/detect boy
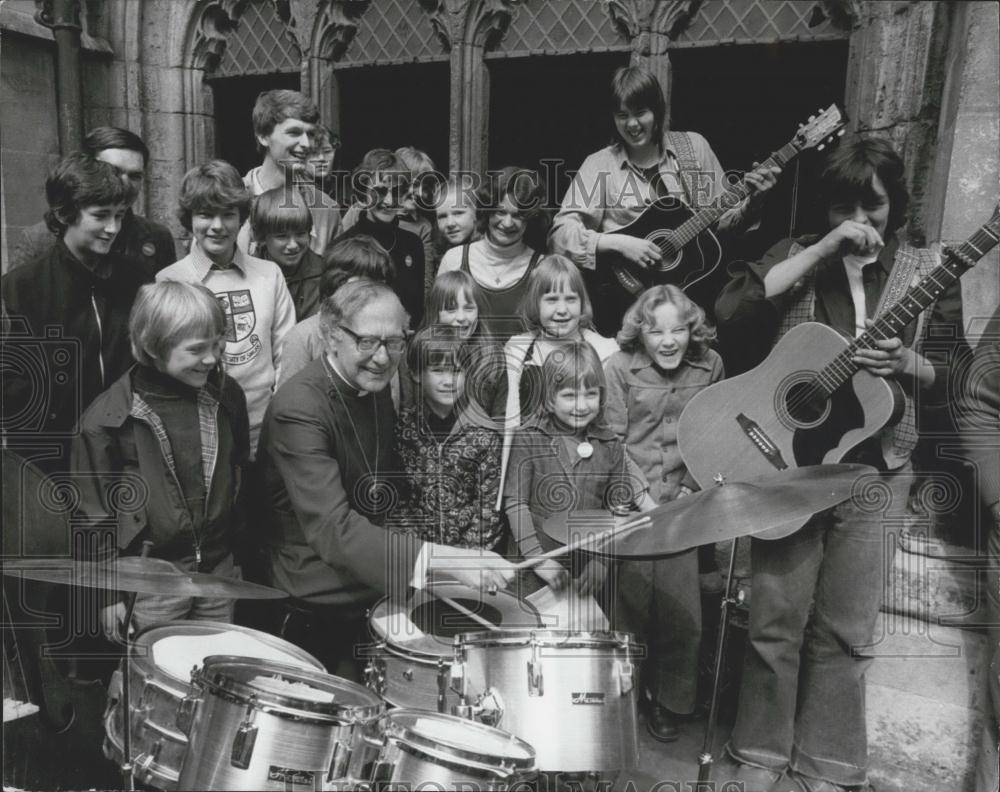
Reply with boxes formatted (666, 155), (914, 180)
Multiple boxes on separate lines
(11, 126), (176, 275)
(392, 326), (505, 549)
(250, 186), (326, 320)
(715, 136), (965, 792)
(339, 148), (426, 326)
(305, 124), (340, 200)
(239, 89), (340, 257)
(2, 153), (150, 469)
(73, 281), (249, 632)
(157, 160), (295, 458)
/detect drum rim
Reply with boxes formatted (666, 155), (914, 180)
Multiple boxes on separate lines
(130, 620), (323, 682)
(196, 655), (384, 722)
(455, 628), (634, 649)
(379, 708), (536, 770)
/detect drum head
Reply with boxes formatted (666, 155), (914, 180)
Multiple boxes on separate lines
(456, 628), (635, 651)
(197, 656), (384, 723)
(382, 709), (535, 770)
(136, 620), (322, 682)
(369, 583), (542, 659)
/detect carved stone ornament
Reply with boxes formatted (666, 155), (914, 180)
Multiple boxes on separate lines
(189, 0), (249, 71)
(603, 0), (701, 40)
(808, 0), (863, 31)
(314, 0), (370, 60)
(419, 0), (521, 51)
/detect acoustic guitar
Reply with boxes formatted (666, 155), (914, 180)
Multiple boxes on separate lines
(597, 105), (846, 299)
(677, 204), (1000, 499)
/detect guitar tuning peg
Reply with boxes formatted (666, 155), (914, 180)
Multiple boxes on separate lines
(837, 129), (845, 137)
(808, 115), (815, 122)
(818, 144), (825, 151)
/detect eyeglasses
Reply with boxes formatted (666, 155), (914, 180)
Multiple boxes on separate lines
(338, 324), (407, 355)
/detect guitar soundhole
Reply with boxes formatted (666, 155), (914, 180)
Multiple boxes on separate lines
(647, 231), (680, 272)
(777, 377), (830, 429)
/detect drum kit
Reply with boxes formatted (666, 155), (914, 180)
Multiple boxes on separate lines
(2, 463), (874, 790)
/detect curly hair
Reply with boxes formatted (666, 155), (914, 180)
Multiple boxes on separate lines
(616, 284), (716, 361)
(475, 166), (549, 251)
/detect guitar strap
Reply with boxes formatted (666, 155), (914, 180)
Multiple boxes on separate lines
(775, 240), (939, 467)
(664, 131), (700, 205)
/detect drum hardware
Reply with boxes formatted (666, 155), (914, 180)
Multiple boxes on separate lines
(230, 695), (259, 769)
(527, 637), (543, 696)
(364, 655), (387, 698)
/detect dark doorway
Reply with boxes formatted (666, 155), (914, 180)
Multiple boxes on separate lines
(210, 73), (301, 176)
(488, 51), (631, 201)
(670, 40), (850, 257)
(336, 62), (450, 181)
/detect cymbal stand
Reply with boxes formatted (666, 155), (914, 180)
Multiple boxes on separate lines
(119, 541), (152, 792)
(697, 531), (745, 785)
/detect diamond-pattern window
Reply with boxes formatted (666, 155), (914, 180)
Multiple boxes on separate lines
(214, 1), (300, 78)
(339, 0), (447, 67)
(674, 0), (848, 47)
(491, 0), (627, 58)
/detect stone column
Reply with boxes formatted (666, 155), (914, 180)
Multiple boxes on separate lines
(423, 0), (520, 174)
(307, 1), (367, 139)
(603, 0), (701, 127)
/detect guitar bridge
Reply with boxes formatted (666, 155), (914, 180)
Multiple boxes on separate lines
(736, 413), (788, 470)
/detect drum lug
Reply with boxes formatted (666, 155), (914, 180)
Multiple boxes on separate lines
(527, 639), (544, 696)
(402, 667), (414, 681)
(436, 659), (448, 713)
(326, 739), (352, 782)
(229, 696), (259, 770)
(371, 759), (395, 785)
(133, 739), (160, 780)
(364, 656), (386, 697)
(449, 658), (466, 698)
(475, 687), (505, 728)
(175, 692), (200, 736)
(616, 659), (635, 696)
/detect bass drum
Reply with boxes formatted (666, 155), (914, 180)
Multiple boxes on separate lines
(103, 621), (322, 790)
(365, 582), (540, 712)
(177, 657), (384, 790)
(452, 629), (639, 773)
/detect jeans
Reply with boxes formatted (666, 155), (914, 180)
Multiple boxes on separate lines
(131, 553), (239, 632)
(728, 464), (912, 787)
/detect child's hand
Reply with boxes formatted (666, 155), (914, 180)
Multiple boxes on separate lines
(534, 559), (569, 591)
(575, 558), (608, 596)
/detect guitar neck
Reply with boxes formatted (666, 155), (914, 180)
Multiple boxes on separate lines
(817, 225), (1000, 395)
(671, 141), (800, 247)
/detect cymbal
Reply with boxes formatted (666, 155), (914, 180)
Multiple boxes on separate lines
(2, 556), (288, 600)
(540, 463), (877, 559)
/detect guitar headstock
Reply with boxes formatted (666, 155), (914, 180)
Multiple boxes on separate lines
(793, 105), (846, 153)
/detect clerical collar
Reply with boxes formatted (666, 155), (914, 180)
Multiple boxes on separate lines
(324, 353), (369, 397)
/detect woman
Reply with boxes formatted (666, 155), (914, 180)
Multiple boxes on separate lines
(549, 65), (779, 334)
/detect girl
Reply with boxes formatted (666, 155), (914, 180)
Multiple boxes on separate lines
(433, 173), (479, 254)
(419, 270), (506, 419)
(604, 284), (724, 743)
(503, 342), (655, 596)
(437, 166), (548, 341)
(393, 326), (505, 550)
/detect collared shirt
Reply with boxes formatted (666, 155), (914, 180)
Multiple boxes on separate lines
(604, 347), (725, 504)
(549, 131), (747, 270)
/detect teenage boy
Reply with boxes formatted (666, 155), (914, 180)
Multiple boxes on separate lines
(73, 281), (249, 633)
(340, 148), (426, 326)
(157, 160), (295, 458)
(238, 90), (340, 258)
(2, 153), (151, 469)
(250, 186), (326, 320)
(12, 127), (176, 275)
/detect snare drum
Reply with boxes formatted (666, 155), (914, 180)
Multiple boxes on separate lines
(350, 708), (536, 789)
(451, 630), (638, 772)
(366, 583), (540, 712)
(177, 657), (383, 790)
(103, 621), (321, 790)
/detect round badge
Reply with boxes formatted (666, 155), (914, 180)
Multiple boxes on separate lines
(577, 441), (594, 459)
(141, 242), (156, 258)
(404, 255), (413, 268)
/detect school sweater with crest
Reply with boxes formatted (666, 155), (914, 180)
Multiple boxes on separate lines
(157, 245), (296, 456)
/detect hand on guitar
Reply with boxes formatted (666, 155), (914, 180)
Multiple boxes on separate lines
(814, 219), (885, 259)
(600, 233), (662, 269)
(745, 161), (782, 200)
(852, 319), (934, 388)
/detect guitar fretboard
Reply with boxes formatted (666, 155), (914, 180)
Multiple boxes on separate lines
(812, 220), (1000, 397)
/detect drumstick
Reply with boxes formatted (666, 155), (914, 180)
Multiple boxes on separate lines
(513, 514), (653, 571)
(432, 593), (501, 632)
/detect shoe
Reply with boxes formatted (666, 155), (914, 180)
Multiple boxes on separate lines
(645, 704), (680, 742)
(780, 770), (875, 792)
(715, 761), (785, 792)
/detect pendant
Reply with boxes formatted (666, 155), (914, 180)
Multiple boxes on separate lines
(577, 441), (594, 459)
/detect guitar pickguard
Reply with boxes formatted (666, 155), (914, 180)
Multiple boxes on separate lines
(790, 380), (867, 466)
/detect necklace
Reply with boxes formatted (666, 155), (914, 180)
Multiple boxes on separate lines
(325, 357), (382, 506)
